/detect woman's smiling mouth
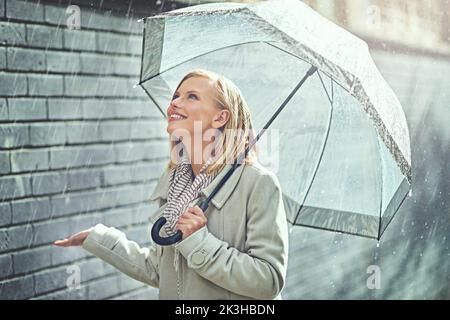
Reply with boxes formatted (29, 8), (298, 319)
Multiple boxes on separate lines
(168, 112), (187, 122)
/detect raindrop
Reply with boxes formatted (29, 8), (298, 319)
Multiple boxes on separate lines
(133, 84), (138, 89)
(376, 242), (380, 248)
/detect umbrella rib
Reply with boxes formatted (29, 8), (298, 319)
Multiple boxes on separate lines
(292, 79), (334, 226)
(139, 40), (270, 85)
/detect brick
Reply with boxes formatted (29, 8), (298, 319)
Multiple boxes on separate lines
(66, 122), (100, 144)
(10, 148), (49, 172)
(43, 4), (68, 27)
(28, 73), (64, 96)
(0, 151), (10, 174)
(126, 225), (150, 243)
(12, 245), (52, 274)
(48, 98), (82, 119)
(26, 24), (63, 49)
(92, 206), (147, 228)
(0, 72), (27, 96)
(114, 142), (146, 163)
(0, 202), (12, 227)
(80, 53), (140, 75)
(64, 75), (100, 96)
(0, 21), (26, 45)
(0, 174), (33, 199)
(0, 254), (13, 278)
(141, 142), (169, 161)
(0, 46), (5, 69)
(129, 120), (167, 139)
(69, 213), (104, 236)
(114, 141), (170, 163)
(103, 162), (163, 186)
(99, 120), (130, 141)
(112, 100), (156, 119)
(30, 123), (66, 146)
(34, 265), (72, 295)
(33, 218), (72, 245)
(64, 75), (144, 97)
(6, 47), (46, 71)
(31, 171), (69, 195)
(87, 274), (121, 300)
(50, 145), (115, 169)
(115, 184), (152, 207)
(51, 243), (88, 266)
(82, 99), (123, 119)
(131, 162), (165, 181)
(0, 275), (34, 299)
(128, 36), (143, 56)
(0, 224), (33, 252)
(33, 260), (104, 295)
(102, 165), (132, 186)
(68, 168), (102, 191)
(113, 286), (158, 300)
(45, 50), (80, 74)
(0, 124), (29, 148)
(118, 273), (144, 293)
(50, 188), (117, 218)
(82, 9), (141, 34)
(7, 0), (45, 22)
(7, 98), (47, 121)
(11, 197), (51, 223)
(33, 285), (88, 300)
(0, 98), (7, 120)
(64, 29), (96, 51)
(96, 32), (131, 55)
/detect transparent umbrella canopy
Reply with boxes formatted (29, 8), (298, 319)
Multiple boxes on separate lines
(138, 0), (412, 240)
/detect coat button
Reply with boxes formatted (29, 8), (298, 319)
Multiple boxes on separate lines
(191, 251), (205, 265)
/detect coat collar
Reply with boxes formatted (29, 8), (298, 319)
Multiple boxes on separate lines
(149, 163), (246, 210)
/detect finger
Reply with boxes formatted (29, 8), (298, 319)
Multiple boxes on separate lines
(53, 239), (71, 247)
(188, 206), (204, 216)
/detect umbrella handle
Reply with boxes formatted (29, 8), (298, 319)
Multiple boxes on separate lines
(151, 199), (210, 246)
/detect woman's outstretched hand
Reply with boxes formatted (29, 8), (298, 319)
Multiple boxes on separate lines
(53, 227), (94, 247)
(176, 205), (207, 240)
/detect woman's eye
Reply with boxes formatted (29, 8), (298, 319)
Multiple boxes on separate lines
(188, 94), (198, 100)
(171, 94), (179, 100)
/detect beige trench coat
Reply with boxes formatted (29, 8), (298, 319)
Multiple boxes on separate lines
(82, 161), (289, 300)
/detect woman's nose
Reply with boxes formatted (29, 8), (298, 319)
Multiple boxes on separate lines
(170, 96), (182, 108)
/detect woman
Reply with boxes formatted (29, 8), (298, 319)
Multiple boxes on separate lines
(54, 69), (289, 300)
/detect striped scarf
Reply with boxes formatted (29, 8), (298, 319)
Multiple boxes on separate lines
(163, 152), (216, 237)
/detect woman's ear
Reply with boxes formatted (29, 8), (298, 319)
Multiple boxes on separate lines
(212, 109), (230, 129)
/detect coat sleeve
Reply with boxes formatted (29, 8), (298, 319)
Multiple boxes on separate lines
(174, 172), (289, 300)
(81, 223), (160, 288)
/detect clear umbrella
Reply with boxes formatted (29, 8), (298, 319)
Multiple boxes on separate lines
(138, 0), (412, 241)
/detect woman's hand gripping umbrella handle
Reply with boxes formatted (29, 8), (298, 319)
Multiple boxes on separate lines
(151, 199), (209, 246)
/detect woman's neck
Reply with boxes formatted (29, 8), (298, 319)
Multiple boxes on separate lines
(183, 141), (214, 177)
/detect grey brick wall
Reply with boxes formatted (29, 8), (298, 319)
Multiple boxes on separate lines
(0, 0), (178, 300)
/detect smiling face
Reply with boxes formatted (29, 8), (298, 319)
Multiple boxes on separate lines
(166, 76), (229, 139)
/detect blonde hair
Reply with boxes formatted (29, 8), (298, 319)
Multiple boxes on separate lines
(167, 69), (257, 175)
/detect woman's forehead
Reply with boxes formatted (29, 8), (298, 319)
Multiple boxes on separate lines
(179, 76), (216, 93)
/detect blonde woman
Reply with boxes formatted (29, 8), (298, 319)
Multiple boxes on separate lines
(54, 69), (289, 300)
